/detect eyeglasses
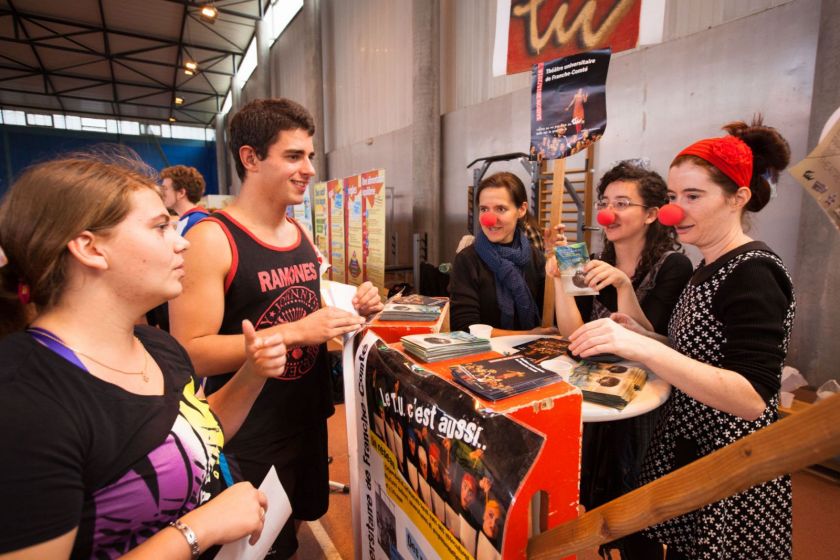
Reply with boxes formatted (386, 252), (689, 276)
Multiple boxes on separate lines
(596, 199), (648, 211)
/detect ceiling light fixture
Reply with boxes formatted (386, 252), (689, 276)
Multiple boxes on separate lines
(174, 96), (184, 105)
(169, 117), (177, 123)
(200, 4), (219, 23)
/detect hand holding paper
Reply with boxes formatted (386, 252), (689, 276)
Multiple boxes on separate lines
(215, 467), (292, 560)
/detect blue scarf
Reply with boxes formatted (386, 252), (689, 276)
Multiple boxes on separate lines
(473, 227), (541, 330)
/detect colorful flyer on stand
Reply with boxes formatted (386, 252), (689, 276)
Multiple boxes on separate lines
(345, 175), (364, 286)
(294, 185), (314, 238)
(328, 179), (346, 282)
(361, 169), (386, 290)
(312, 181), (330, 267)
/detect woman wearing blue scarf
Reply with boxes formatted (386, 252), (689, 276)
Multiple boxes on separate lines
(449, 172), (551, 335)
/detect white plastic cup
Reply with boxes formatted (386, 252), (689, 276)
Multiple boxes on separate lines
(468, 323), (493, 339)
(550, 360), (574, 378)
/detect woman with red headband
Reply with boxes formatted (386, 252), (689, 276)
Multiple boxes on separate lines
(568, 117), (794, 559)
(449, 172), (554, 335)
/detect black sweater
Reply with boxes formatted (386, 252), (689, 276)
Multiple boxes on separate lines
(448, 245), (546, 332)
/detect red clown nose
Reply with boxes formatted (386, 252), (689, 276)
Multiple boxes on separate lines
(479, 213), (497, 227)
(596, 209), (616, 226)
(658, 203), (685, 226)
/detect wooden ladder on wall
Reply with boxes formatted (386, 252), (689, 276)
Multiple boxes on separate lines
(538, 146), (596, 327)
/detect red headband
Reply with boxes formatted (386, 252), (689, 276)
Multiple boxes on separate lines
(675, 136), (753, 188)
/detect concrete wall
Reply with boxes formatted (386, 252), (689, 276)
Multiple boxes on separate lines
(256, 0), (834, 383)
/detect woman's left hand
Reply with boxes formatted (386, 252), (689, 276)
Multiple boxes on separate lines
(583, 260), (631, 292)
(567, 317), (648, 362)
(353, 281), (384, 317)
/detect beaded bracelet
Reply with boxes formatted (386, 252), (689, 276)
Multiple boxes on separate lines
(170, 519), (200, 559)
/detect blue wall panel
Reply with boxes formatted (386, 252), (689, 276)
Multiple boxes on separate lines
(0, 125), (217, 197)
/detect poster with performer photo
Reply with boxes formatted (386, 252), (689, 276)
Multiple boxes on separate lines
(531, 49), (610, 160)
(349, 333), (545, 560)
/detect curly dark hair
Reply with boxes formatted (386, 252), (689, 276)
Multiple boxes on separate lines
(596, 162), (682, 285)
(160, 165), (205, 203)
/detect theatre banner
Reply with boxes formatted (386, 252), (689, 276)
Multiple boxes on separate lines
(494, 0), (641, 76)
(312, 181), (330, 262)
(360, 169), (386, 289)
(531, 49), (610, 160)
(328, 179), (346, 282)
(346, 333), (545, 560)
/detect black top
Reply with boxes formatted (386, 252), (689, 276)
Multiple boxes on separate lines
(640, 241), (795, 557)
(205, 211), (334, 456)
(575, 252), (693, 335)
(688, 241), (794, 402)
(448, 244), (546, 332)
(0, 326), (223, 557)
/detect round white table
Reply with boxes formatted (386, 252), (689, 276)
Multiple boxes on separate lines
(490, 335), (671, 423)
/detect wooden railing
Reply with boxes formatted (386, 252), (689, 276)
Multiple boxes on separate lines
(527, 392), (840, 559)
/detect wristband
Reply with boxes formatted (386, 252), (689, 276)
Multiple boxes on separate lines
(170, 519), (200, 559)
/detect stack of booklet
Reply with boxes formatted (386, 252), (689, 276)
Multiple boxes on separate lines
(379, 294), (448, 322)
(567, 362), (647, 409)
(401, 331), (490, 362)
(450, 355), (563, 401)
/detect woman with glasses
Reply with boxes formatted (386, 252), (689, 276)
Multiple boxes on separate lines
(546, 162), (692, 558)
(548, 161), (692, 338)
(569, 118), (794, 559)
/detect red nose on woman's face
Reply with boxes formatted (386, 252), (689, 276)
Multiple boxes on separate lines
(658, 203), (685, 226)
(480, 213), (497, 227)
(596, 208), (616, 226)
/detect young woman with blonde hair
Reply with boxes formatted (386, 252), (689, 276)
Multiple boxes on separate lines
(0, 153), (287, 559)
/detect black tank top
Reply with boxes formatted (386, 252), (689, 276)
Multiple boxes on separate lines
(205, 211), (333, 450)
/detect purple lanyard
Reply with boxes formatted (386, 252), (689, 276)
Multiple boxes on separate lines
(27, 326), (90, 372)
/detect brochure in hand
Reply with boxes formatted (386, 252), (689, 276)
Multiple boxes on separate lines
(401, 331), (491, 362)
(450, 355), (564, 401)
(512, 337), (571, 364)
(379, 295), (448, 322)
(567, 361), (647, 409)
(554, 242), (598, 296)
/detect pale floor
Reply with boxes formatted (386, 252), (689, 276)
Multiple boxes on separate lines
(294, 405), (840, 559)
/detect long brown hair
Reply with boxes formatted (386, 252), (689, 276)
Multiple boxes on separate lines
(0, 151), (158, 336)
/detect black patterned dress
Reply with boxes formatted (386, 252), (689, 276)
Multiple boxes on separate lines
(639, 242), (795, 559)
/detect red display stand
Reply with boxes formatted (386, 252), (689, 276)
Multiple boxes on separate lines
(343, 326), (581, 560)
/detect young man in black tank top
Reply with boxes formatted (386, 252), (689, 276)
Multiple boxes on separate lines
(170, 98), (383, 558)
